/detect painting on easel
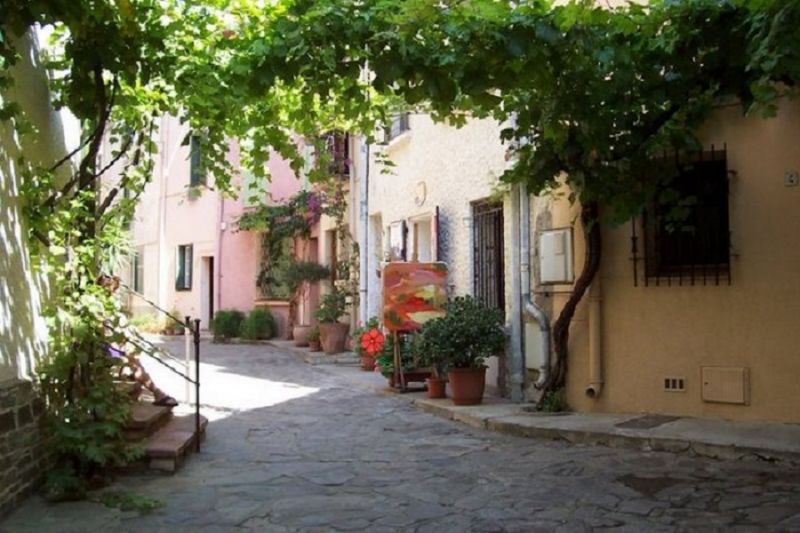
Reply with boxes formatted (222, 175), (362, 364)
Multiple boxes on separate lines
(382, 262), (448, 332)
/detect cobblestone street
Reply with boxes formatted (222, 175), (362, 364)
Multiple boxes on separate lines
(3, 341), (800, 532)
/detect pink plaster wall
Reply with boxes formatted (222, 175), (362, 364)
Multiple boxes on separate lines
(218, 144), (303, 313)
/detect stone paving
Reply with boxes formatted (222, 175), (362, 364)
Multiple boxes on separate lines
(3, 341), (800, 532)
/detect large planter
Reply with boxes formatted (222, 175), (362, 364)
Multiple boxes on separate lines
(447, 367), (486, 405)
(319, 323), (349, 354)
(293, 325), (311, 347)
(360, 355), (376, 371)
(425, 377), (447, 399)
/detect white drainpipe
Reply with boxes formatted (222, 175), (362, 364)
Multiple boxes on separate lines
(509, 184), (524, 402)
(358, 135), (370, 324)
(520, 183), (551, 390)
(586, 280), (603, 398)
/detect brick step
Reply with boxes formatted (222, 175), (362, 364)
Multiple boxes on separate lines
(144, 414), (208, 473)
(125, 402), (174, 440)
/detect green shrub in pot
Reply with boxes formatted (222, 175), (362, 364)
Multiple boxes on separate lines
(419, 295), (505, 405)
(240, 308), (276, 340)
(419, 295), (505, 368)
(212, 309), (245, 341)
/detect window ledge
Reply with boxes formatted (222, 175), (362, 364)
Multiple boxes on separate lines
(385, 131), (412, 153)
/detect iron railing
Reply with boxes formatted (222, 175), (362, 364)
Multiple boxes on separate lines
(630, 146), (732, 287)
(120, 283), (202, 452)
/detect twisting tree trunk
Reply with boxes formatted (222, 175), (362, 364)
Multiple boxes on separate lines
(540, 201), (602, 398)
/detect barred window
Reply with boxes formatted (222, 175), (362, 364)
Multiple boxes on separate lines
(636, 148), (731, 286)
(472, 201), (505, 314)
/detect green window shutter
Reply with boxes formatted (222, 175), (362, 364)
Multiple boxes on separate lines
(190, 136), (204, 186)
(185, 245), (193, 289)
(132, 250), (144, 293)
(176, 245), (193, 290)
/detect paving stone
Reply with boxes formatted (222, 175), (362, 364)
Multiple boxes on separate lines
(2, 339), (800, 531)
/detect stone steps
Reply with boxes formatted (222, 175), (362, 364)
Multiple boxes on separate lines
(125, 403), (173, 440)
(124, 401), (207, 474)
(143, 413), (208, 473)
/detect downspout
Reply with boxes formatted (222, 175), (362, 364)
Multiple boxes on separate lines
(520, 183), (551, 390)
(508, 184), (524, 402)
(358, 135), (369, 324)
(217, 192), (224, 317)
(585, 279), (603, 398)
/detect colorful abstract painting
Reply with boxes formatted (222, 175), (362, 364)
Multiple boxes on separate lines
(382, 262), (448, 332)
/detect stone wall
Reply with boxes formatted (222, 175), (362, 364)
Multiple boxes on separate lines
(0, 380), (46, 517)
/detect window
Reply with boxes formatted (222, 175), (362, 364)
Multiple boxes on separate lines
(385, 113), (410, 142)
(638, 149), (730, 286)
(242, 170), (267, 207)
(472, 201), (505, 314)
(131, 249), (144, 293)
(176, 244), (193, 290)
(323, 132), (350, 178)
(189, 135), (205, 186)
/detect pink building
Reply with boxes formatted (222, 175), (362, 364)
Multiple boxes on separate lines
(119, 116), (303, 332)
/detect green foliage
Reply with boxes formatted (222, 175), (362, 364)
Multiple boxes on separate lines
(212, 310), (245, 341)
(97, 491), (163, 515)
(129, 313), (165, 334)
(38, 339), (143, 500)
(279, 261), (331, 299)
(540, 388), (569, 413)
(308, 325), (321, 343)
(314, 289), (348, 324)
(375, 332), (419, 377)
(239, 309), (276, 340)
(418, 296), (505, 369)
(167, 309), (185, 335)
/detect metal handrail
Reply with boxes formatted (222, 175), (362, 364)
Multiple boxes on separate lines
(118, 283), (202, 453)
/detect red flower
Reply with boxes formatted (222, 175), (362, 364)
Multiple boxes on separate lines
(360, 328), (385, 356)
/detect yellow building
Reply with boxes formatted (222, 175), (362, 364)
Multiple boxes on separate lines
(533, 98), (800, 423)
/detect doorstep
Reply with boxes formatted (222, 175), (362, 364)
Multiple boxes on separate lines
(412, 396), (800, 465)
(267, 340), (360, 366)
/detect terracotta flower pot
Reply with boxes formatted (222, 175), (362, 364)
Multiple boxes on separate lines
(425, 377), (447, 399)
(293, 325), (311, 347)
(319, 323), (349, 354)
(308, 340), (322, 352)
(447, 367), (486, 405)
(360, 355), (376, 371)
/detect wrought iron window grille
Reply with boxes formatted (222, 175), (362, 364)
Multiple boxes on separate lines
(630, 145), (733, 287)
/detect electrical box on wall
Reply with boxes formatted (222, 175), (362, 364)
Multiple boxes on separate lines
(701, 366), (750, 405)
(539, 228), (574, 284)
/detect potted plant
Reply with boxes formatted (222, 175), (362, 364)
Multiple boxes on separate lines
(314, 289), (349, 354)
(419, 296), (505, 405)
(353, 317), (383, 371)
(417, 334), (448, 399)
(277, 259), (330, 346)
(376, 332), (431, 387)
(308, 326), (322, 352)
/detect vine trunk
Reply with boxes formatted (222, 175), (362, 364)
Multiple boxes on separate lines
(539, 202), (602, 403)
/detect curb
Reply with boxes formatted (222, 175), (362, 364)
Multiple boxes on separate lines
(411, 399), (800, 466)
(266, 340), (360, 367)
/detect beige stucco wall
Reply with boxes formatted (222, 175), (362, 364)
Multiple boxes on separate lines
(0, 30), (70, 381)
(553, 98), (800, 422)
(359, 115), (510, 390)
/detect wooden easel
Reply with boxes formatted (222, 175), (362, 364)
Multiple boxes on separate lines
(393, 330), (406, 391)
